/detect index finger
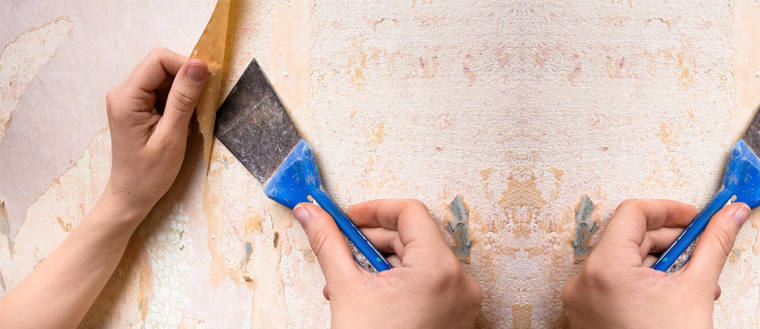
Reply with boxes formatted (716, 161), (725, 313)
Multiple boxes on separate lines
(600, 199), (697, 250)
(124, 47), (187, 93)
(347, 199), (445, 247)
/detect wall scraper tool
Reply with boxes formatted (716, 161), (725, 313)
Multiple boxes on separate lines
(653, 112), (760, 273)
(214, 58), (392, 273)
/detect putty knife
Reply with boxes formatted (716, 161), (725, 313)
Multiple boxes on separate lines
(214, 58), (392, 273)
(653, 112), (760, 273)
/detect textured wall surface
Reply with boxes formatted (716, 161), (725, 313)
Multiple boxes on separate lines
(2, 0), (760, 328)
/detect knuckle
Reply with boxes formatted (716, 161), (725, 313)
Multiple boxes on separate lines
(434, 261), (462, 285)
(149, 46), (167, 57)
(105, 89), (126, 121)
(711, 225), (736, 258)
(308, 224), (331, 257)
(469, 279), (483, 306)
(616, 199), (641, 211)
(581, 257), (611, 288)
(105, 87), (117, 105)
(105, 95), (116, 117)
(442, 263), (460, 279)
(158, 132), (182, 151)
(561, 280), (576, 306)
(402, 199), (428, 212)
(170, 87), (198, 111)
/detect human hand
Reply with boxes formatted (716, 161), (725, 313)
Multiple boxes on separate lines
(104, 47), (207, 215)
(562, 199), (751, 329)
(293, 199), (482, 329)
(0, 47), (208, 329)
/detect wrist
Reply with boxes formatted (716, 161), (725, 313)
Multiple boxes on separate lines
(99, 183), (154, 228)
(67, 189), (152, 252)
(103, 176), (159, 212)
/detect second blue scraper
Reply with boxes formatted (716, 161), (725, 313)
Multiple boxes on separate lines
(653, 112), (760, 273)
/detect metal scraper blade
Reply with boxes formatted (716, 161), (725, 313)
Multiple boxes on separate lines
(214, 59), (302, 185)
(742, 111), (760, 156)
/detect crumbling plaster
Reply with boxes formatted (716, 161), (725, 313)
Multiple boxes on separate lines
(2, 0), (760, 328)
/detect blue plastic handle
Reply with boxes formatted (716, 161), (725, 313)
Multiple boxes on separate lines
(651, 187), (734, 271)
(263, 139), (392, 272)
(653, 139), (760, 272)
(310, 186), (392, 271)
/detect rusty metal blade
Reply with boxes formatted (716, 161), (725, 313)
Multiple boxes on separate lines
(214, 59), (302, 185)
(742, 108), (760, 156)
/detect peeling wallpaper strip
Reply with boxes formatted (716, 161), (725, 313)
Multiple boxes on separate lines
(191, 0), (231, 170)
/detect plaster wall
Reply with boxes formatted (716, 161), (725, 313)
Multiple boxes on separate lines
(2, 0), (760, 328)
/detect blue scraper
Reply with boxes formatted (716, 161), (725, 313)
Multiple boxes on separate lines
(214, 58), (391, 273)
(653, 113), (760, 273)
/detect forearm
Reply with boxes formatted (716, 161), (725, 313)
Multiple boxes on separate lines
(0, 192), (150, 328)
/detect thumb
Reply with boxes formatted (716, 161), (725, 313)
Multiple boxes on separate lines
(294, 203), (362, 284)
(685, 202), (750, 283)
(161, 59), (207, 135)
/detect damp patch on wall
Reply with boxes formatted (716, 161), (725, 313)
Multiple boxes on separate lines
(571, 195), (597, 263)
(447, 195), (473, 263)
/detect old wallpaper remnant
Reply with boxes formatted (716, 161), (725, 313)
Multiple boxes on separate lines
(190, 0), (231, 170)
(571, 196), (597, 263)
(1, 128), (112, 299)
(0, 18), (74, 142)
(2, 0), (760, 328)
(447, 195), (473, 263)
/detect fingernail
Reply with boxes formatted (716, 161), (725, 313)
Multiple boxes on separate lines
(294, 205), (310, 227)
(734, 204), (751, 226)
(186, 64), (207, 83)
